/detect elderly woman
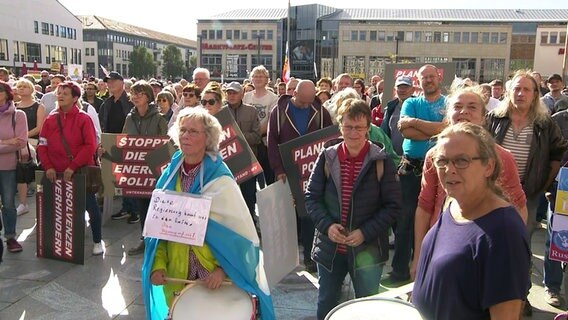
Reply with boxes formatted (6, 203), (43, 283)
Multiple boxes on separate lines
(15, 78), (46, 216)
(124, 81), (168, 255)
(156, 90), (175, 123)
(142, 107), (274, 320)
(0, 81), (28, 253)
(200, 82), (224, 115)
(305, 98), (401, 320)
(413, 122), (530, 319)
(37, 82), (102, 255)
(411, 86), (528, 279)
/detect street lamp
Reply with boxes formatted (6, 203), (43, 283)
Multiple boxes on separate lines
(394, 36), (399, 63)
(197, 35), (202, 68)
(256, 35), (261, 67)
(331, 35), (337, 78)
(13, 53), (17, 76)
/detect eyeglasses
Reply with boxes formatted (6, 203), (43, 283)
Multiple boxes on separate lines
(179, 128), (205, 137)
(131, 92), (146, 97)
(433, 155), (483, 169)
(340, 125), (368, 133)
(201, 99), (217, 106)
(157, 98), (168, 103)
(183, 92), (195, 98)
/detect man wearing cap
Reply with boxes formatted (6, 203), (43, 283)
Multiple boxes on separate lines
(39, 74), (66, 114)
(98, 72), (138, 221)
(381, 76), (415, 157)
(224, 81), (261, 224)
(542, 74), (568, 114)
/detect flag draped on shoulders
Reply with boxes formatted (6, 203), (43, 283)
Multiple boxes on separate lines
(142, 150), (275, 320)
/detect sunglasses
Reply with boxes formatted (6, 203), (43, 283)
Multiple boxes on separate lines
(183, 92), (195, 98)
(201, 99), (217, 106)
(157, 98), (168, 103)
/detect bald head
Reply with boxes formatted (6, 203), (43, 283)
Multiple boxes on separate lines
(293, 80), (316, 108)
(418, 64), (442, 97)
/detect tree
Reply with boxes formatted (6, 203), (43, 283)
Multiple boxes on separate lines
(129, 46), (156, 79)
(162, 45), (185, 81)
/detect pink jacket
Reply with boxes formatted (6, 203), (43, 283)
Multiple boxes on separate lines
(0, 103), (28, 170)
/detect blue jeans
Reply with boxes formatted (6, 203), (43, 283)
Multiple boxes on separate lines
(544, 187), (563, 293)
(317, 253), (384, 320)
(122, 197), (139, 214)
(86, 192), (102, 243)
(391, 172), (420, 279)
(0, 170), (17, 239)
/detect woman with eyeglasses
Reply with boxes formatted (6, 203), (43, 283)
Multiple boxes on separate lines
(411, 87), (528, 281)
(156, 91), (175, 123)
(169, 84), (202, 128)
(200, 82), (224, 116)
(412, 122), (530, 320)
(124, 81), (168, 256)
(305, 98), (401, 320)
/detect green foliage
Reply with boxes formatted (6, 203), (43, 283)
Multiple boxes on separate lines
(129, 46), (156, 79)
(162, 45), (185, 80)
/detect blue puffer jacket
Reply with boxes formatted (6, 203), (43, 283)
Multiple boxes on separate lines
(305, 139), (402, 271)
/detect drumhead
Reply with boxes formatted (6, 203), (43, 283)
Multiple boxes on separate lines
(171, 284), (253, 320)
(326, 297), (423, 320)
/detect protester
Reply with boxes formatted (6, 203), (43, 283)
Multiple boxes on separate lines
(413, 122), (530, 319)
(37, 81), (103, 255)
(156, 90), (175, 123)
(192, 68), (210, 90)
(305, 98), (401, 320)
(380, 75), (415, 156)
(353, 78), (370, 104)
(39, 74), (65, 114)
(316, 90), (331, 104)
(82, 82), (104, 113)
(122, 81), (168, 256)
(201, 82), (224, 116)
(0, 81), (28, 253)
(142, 107), (275, 320)
(316, 77), (332, 93)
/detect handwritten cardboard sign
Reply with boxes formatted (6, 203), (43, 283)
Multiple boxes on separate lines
(143, 189), (212, 246)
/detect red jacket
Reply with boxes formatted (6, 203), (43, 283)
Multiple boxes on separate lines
(38, 105), (97, 172)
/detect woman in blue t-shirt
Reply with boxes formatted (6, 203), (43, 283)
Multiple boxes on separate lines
(413, 122), (530, 320)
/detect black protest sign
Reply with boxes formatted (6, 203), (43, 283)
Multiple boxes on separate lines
(279, 125), (341, 217)
(101, 134), (173, 198)
(36, 171), (86, 265)
(214, 107), (263, 184)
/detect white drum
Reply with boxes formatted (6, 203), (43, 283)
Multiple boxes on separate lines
(325, 297), (423, 320)
(170, 283), (255, 320)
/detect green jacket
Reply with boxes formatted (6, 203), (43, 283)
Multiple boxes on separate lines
(369, 124), (401, 167)
(122, 103), (168, 135)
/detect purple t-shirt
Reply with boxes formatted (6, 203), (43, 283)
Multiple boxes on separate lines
(413, 205), (530, 320)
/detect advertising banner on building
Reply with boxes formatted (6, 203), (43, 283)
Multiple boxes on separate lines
(382, 62), (456, 105)
(101, 134), (174, 198)
(214, 107), (263, 184)
(279, 125), (341, 217)
(36, 171), (86, 265)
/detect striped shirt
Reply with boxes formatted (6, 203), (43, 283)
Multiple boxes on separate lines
(337, 141), (370, 254)
(501, 125), (532, 180)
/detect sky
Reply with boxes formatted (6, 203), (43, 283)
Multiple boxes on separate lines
(58, 0), (566, 41)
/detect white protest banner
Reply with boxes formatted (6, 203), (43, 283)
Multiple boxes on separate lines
(257, 180), (299, 287)
(143, 190), (212, 246)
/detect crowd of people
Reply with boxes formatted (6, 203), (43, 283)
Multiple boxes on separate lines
(1, 62), (568, 319)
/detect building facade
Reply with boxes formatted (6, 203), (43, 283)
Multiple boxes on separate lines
(0, 0), (83, 76)
(533, 25), (568, 76)
(79, 16), (197, 80)
(198, 6), (568, 82)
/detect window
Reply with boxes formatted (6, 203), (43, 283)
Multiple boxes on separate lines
(267, 30), (273, 40)
(202, 54), (222, 77)
(259, 30), (265, 40)
(252, 30), (258, 39)
(241, 31), (247, 40)
(378, 31), (385, 41)
(251, 54), (273, 71)
(226, 30), (232, 40)
(19, 42), (41, 62)
(550, 32), (558, 44)
(60, 25), (66, 37)
(442, 32), (449, 43)
(234, 30), (240, 40)
(480, 58), (505, 83)
(482, 32), (490, 43)
(405, 31), (413, 42)
(471, 32), (478, 43)
(351, 31), (358, 41)
(216, 30), (222, 39)
(41, 22), (49, 35)
(454, 32), (461, 43)
(91, 48), (95, 56)
(343, 56), (365, 76)
(359, 31), (366, 41)
(86, 48), (90, 56)
(499, 32), (507, 44)
(414, 31), (422, 42)
(491, 32), (499, 44)
(541, 32), (549, 44)
(0, 39), (8, 61)
(55, 25), (59, 37)
(34, 21), (38, 34)
(370, 31), (377, 41)
(433, 32), (441, 43)
(208, 30), (215, 40)
(386, 32), (394, 42)
(50, 24), (54, 36)
(453, 58), (476, 79)
(462, 32), (470, 43)
(424, 32), (433, 42)
(201, 30), (208, 40)
(561, 32), (567, 45)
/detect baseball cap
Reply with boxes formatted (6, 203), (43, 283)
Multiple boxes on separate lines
(224, 81), (243, 92)
(548, 74), (563, 82)
(395, 76), (413, 87)
(103, 71), (124, 82)
(150, 80), (164, 88)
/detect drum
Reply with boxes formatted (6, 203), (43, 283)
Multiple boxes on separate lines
(325, 297), (423, 320)
(170, 283), (255, 320)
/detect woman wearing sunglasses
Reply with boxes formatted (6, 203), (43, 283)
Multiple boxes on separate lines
(200, 82), (224, 116)
(170, 84), (202, 128)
